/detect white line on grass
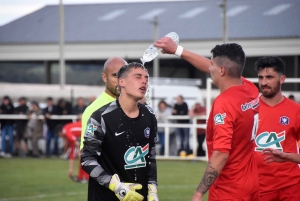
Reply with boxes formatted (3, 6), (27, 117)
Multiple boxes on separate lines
(0, 191), (86, 201)
(0, 185), (196, 201)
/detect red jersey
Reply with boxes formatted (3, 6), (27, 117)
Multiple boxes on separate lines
(206, 78), (259, 200)
(63, 121), (82, 159)
(254, 97), (300, 195)
(63, 121), (82, 143)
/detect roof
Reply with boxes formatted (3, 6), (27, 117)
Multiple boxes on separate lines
(0, 0), (299, 44)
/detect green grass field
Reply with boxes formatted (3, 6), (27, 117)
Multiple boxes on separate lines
(0, 158), (208, 201)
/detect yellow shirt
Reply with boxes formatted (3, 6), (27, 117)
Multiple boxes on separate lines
(80, 92), (116, 150)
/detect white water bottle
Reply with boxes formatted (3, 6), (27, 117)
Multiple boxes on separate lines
(140, 32), (179, 65)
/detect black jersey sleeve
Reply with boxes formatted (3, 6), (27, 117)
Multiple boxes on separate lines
(80, 110), (112, 188)
(147, 113), (158, 186)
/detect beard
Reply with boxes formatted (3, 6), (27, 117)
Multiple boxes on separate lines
(108, 85), (120, 97)
(260, 81), (280, 98)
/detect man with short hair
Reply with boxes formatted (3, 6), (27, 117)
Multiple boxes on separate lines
(81, 62), (158, 201)
(154, 39), (259, 201)
(253, 56), (300, 201)
(80, 57), (127, 150)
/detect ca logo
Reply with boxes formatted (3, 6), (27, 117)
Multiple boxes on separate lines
(255, 131), (285, 151)
(86, 123), (97, 135)
(214, 113), (226, 125)
(124, 144), (149, 169)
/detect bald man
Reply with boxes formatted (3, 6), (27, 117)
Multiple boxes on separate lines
(80, 57), (127, 150)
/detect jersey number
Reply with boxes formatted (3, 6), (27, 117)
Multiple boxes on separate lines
(251, 113), (258, 141)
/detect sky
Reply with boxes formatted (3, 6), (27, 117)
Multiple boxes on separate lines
(0, 0), (186, 26)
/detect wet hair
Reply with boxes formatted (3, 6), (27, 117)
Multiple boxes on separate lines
(117, 62), (147, 79)
(211, 43), (246, 78)
(254, 56), (285, 75)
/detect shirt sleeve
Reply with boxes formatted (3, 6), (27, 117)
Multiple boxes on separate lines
(80, 111), (112, 188)
(147, 114), (158, 186)
(80, 109), (89, 150)
(212, 99), (236, 154)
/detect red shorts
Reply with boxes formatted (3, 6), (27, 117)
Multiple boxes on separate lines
(211, 190), (260, 201)
(260, 182), (300, 201)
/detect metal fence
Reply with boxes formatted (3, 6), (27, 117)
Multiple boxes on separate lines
(0, 114), (208, 161)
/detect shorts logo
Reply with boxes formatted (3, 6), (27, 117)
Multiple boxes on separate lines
(86, 123), (97, 135)
(124, 144), (149, 169)
(144, 127), (150, 138)
(214, 113), (226, 125)
(280, 116), (289, 126)
(255, 131), (285, 151)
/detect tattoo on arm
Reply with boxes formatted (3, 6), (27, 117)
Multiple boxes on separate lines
(196, 162), (219, 194)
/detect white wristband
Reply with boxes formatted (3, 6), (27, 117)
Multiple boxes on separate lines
(175, 45), (183, 57)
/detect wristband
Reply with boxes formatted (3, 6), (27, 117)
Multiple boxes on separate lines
(175, 45), (183, 57)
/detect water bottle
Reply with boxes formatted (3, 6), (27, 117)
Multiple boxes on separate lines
(140, 32), (179, 65)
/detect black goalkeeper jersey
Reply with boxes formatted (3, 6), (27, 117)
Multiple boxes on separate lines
(81, 100), (158, 201)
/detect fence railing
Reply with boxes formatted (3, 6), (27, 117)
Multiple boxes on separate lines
(0, 114), (208, 161)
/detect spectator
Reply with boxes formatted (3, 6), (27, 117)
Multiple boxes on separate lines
(188, 102), (206, 157)
(25, 101), (44, 158)
(56, 98), (73, 156)
(14, 97), (29, 157)
(173, 95), (190, 156)
(288, 94), (296, 102)
(43, 97), (59, 157)
(88, 96), (96, 105)
(0, 96), (15, 158)
(156, 100), (176, 156)
(73, 97), (87, 115)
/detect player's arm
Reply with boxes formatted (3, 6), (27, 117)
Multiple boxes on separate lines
(192, 150), (229, 201)
(153, 36), (210, 74)
(262, 148), (300, 164)
(80, 112), (112, 187)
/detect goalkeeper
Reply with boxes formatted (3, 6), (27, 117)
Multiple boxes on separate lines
(81, 62), (159, 201)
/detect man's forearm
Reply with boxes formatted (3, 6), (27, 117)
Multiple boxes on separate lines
(181, 49), (211, 74)
(196, 162), (219, 194)
(195, 151), (229, 195)
(285, 153), (300, 163)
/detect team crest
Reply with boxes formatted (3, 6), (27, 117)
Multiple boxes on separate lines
(144, 127), (150, 138)
(280, 116), (289, 126)
(255, 131), (285, 151)
(124, 144), (149, 169)
(214, 113), (226, 125)
(86, 123), (97, 135)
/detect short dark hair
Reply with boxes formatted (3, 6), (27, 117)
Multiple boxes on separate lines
(117, 62), (147, 79)
(19, 97), (26, 101)
(211, 43), (246, 78)
(254, 56), (285, 75)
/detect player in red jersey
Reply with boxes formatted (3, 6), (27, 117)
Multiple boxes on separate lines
(154, 39), (260, 201)
(63, 115), (89, 183)
(254, 56), (300, 201)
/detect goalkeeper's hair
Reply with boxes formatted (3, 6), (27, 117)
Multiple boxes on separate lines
(254, 56), (285, 75)
(211, 43), (246, 78)
(117, 62), (147, 79)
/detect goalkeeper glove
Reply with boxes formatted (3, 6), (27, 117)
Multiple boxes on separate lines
(109, 174), (144, 201)
(147, 184), (159, 201)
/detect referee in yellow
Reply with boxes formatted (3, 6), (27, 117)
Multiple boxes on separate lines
(80, 57), (127, 150)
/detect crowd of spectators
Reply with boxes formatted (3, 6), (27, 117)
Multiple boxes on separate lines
(0, 95), (90, 158)
(2, 94), (297, 159)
